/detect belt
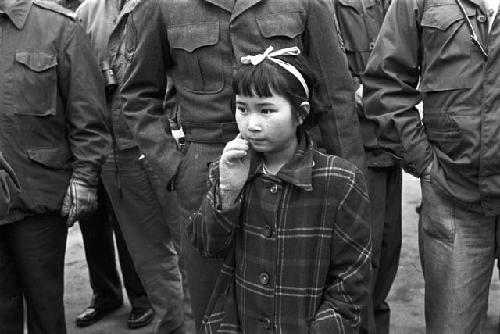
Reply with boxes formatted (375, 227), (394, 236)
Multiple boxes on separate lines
(182, 121), (238, 143)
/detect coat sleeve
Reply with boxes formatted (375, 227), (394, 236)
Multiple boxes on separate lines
(186, 162), (241, 258)
(0, 153), (20, 219)
(304, 0), (365, 171)
(57, 18), (111, 186)
(119, 0), (183, 185)
(311, 167), (371, 334)
(362, 0), (432, 177)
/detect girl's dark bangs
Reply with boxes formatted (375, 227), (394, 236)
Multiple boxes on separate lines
(234, 62), (287, 98)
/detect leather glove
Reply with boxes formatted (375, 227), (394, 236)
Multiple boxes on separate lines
(0, 154), (20, 219)
(61, 177), (98, 227)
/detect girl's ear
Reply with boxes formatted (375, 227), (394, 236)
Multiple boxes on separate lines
(298, 102), (310, 125)
(300, 101), (310, 114)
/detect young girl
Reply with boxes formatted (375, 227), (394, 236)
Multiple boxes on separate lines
(187, 46), (371, 333)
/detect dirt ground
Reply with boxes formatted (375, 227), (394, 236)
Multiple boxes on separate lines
(63, 173), (500, 334)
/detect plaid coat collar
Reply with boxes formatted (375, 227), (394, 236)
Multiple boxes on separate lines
(247, 130), (315, 192)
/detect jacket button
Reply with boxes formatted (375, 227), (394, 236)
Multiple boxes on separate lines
(263, 225), (273, 238)
(259, 272), (270, 285)
(369, 42), (375, 50)
(270, 184), (278, 193)
(477, 15), (487, 23)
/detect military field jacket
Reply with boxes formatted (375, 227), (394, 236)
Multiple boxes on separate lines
(77, 0), (143, 151)
(335, 0), (395, 167)
(364, 0), (500, 215)
(0, 0), (110, 223)
(119, 0), (364, 184)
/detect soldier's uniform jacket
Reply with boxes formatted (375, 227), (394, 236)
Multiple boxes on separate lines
(77, 0), (142, 151)
(0, 0), (110, 224)
(364, 0), (500, 215)
(119, 0), (365, 185)
(335, 0), (394, 168)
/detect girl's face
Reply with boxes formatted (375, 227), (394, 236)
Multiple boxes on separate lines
(235, 93), (299, 155)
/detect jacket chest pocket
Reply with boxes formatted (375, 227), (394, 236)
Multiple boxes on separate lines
(256, 11), (305, 49)
(168, 22), (224, 94)
(5, 51), (58, 116)
(336, 0), (384, 75)
(419, 3), (476, 92)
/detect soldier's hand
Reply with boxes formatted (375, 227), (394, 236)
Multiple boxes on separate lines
(61, 177), (98, 227)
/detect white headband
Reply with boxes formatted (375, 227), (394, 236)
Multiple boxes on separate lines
(240, 46), (310, 99)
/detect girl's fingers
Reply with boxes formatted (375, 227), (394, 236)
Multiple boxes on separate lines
(223, 149), (248, 162)
(223, 140), (248, 154)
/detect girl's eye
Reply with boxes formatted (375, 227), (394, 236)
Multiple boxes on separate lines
(236, 106), (247, 114)
(261, 108), (275, 114)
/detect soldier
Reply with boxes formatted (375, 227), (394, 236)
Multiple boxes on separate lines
(76, 0), (185, 332)
(0, 0), (110, 333)
(334, 1), (398, 333)
(364, 0), (500, 332)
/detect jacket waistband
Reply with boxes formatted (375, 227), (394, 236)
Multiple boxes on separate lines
(182, 122), (239, 143)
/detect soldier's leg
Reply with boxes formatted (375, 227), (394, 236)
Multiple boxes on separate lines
(419, 180), (495, 334)
(102, 148), (184, 334)
(10, 214), (67, 334)
(0, 224), (23, 334)
(371, 166), (402, 334)
(175, 142), (225, 331)
(79, 180), (123, 313)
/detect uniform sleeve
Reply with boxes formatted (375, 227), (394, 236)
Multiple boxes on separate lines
(120, 0), (183, 185)
(186, 162), (241, 258)
(304, 0), (365, 171)
(57, 19), (111, 186)
(0, 153), (20, 219)
(311, 167), (371, 334)
(363, 0), (432, 176)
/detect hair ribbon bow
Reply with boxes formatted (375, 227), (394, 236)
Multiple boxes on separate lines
(240, 46), (309, 98)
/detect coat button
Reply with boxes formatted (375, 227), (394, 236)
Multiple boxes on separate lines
(270, 184), (278, 193)
(477, 15), (487, 23)
(369, 42), (375, 50)
(259, 272), (270, 285)
(263, 225), (273, 238)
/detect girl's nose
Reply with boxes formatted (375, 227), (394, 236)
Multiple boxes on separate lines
(247, 114), (262, 132)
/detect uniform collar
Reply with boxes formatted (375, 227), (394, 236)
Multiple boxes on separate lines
(248, 130), (315, 192)
(466, 0), (487, 13)
(204, 0), (235, 13)
(113, 0), (142, 29)
(1, 0), (32, 30)
(204, 0), (264, 22)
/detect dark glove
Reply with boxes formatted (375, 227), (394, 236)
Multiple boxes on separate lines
(0, 154), (20, 219)
(61, 177), (98, 227)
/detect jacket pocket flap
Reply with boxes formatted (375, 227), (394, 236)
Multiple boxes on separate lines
(420, 4), (475, 31)
(15, 51), (58, 72)
(27, 146), (71, 169)
(168, 22), (219, 52)
(257, 11), (304, 39)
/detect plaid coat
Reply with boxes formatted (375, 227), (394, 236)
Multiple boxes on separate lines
(187, 132), (371, 333)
